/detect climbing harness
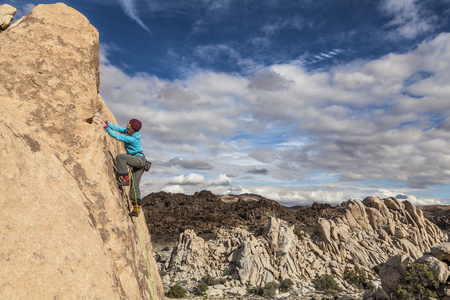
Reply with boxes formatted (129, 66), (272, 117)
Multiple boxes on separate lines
(125, 170), (155, 300)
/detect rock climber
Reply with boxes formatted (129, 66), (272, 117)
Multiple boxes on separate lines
(96, 114), (146, 217)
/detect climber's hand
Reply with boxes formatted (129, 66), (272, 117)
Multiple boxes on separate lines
(94, 112), (105, 124)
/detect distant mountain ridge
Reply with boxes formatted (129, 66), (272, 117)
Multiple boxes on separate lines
(142, 190), (346, 244)
(143, 191), (449, 242)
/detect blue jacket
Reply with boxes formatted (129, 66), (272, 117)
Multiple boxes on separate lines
(105, 122), (144, 156)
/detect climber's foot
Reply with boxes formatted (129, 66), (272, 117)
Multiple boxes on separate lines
(129, 211), (139, 217)
(118, 180), (130, 187)
(129, 204), (140, 217)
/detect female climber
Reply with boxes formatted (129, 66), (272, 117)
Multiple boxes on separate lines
(96, 114), (146, 217)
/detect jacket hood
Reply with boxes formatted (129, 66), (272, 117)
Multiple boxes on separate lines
(132, 131), (141, 140)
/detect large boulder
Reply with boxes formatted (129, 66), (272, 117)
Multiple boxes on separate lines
(264, 217), (299, 279)
(235, 235), (276, 286)
(160, 196), (448, 293)
(167, 229), (211, 282)
(379, 254), (411, 295)
(415, 255), (450, 284)
(431, 242), (450, 262)
(0, 4), (16, 30)
(0, 4), (164, 299)
(376, 243), (450, 299)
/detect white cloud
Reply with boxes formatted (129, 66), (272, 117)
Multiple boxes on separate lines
(162, 185), (185, 194)
(118, 0), (151, 33)
(379, 0), (437, 39)
(99, 32), (450, 205)
(169, 173), (206, 185)
(248, 148), (277, 163)
(210, 174), (233, 186)
(3, 1), (35, 20)
(194, 44), (241, 64)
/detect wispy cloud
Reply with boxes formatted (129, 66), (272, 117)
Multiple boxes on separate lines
(379, 0), (437, 39)
(6, 0), (35, 19)
(118, 0), (151, 33)
(295, 49), (343, 65)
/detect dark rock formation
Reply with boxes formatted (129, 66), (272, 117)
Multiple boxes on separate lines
(418, 205), (450, 232)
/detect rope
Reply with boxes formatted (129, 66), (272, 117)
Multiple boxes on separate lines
(129, 169), (155, 300)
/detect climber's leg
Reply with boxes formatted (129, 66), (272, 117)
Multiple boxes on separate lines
(129, 164), (145, 201)
(116, 154), (143, 186)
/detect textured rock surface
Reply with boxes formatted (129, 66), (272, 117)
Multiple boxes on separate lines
(415, 254), (450, 284)
(418, 205), (450, 232)
(0, 4), (16, 30)
(373, 242), (450, 299)
(0, 4), (163, 299)
(154, 194), (447, 295)
(379, 254), (411, 295)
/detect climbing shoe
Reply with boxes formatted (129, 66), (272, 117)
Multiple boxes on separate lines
(118, 175), (130, 186)
(129, 204), (140, 217)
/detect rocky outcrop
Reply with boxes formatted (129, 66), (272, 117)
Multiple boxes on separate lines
(418, 205), (450, 232)
(379, 254), (411, 295)
(367, 242), (450, 299)
(157, 196), (447, 297)
(0, 4), (16, 31)
(0, 4), (163, 299)
(142, 191), (342, 245)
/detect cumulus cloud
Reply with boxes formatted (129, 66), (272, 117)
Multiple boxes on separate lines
(163, 185), (185, 194)
(248, 70), (293, 91)
(99, 31), (450, 205)
(169, 173), (206, 185)
(210, 174), (233, 186)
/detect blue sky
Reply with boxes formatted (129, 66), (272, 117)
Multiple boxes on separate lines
(8, 0), (450, 206)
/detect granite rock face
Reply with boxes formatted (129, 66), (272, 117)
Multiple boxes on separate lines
(0, 4), (16, 31)
(0, 4), (163, 299)
(160, 196), (447, 293)
(369, 242), (450, 299)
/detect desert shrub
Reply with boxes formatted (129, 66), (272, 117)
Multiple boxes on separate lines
(247, 285), (264, 296)
(263, 281), (280, 297)
(365, 280), (377, 292)
(159, 270), (167, 277)
(279, 278), (294, 292)
(222, 266), (233, 276)
(167, 284), (187, 298)
(393, 263), (439, 300)
(344, 266), (375, 290)
(201, 274), (220, 286)
(193, 281), (208, 295)
(314, 274), (343, 294)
